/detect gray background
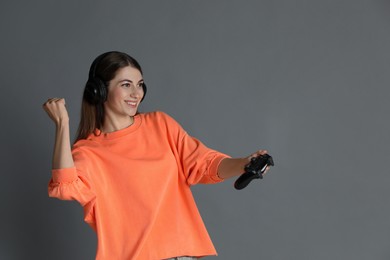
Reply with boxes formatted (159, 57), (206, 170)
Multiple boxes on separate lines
(1, 0), (390, 259)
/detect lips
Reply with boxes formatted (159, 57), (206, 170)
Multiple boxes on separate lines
(125, 100), (138, 107)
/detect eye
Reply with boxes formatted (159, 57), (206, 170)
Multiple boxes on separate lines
(137, 82), (144, 88)
(121, 83), (131, 88)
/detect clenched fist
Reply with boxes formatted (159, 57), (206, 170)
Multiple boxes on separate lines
(42, 98), (69, 125)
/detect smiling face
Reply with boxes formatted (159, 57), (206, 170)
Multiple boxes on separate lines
(103, 66), (144, 130)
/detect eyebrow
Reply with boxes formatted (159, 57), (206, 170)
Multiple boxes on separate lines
(118, 79), (144, 84)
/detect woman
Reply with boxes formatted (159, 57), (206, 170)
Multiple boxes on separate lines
(43, 51), (270, 260)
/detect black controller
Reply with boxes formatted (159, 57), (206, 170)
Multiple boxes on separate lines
(234, 154), (274, 190)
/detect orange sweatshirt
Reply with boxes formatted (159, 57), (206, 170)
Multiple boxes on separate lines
(48, 111), (230, 260)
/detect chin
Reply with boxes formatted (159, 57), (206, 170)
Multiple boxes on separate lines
(127, 109), (138, 116)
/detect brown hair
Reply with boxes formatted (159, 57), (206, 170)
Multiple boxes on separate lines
(74, 51), (144, 143)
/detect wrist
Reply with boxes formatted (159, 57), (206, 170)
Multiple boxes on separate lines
(218, 157), (248, 179)
(56, 117), (69, 126)
(55, 118), (70, 131)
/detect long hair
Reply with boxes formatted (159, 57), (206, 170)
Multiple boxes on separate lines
(74, 51), (143, 143)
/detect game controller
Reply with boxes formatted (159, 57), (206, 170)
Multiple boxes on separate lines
(234, 154), (274, 190)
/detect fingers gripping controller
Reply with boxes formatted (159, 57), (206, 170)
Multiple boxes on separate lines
(234, 154), (274, 190)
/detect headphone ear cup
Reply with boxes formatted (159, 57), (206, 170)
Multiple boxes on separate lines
(141, 83), (147, 102)
(84, 78), (107, 105)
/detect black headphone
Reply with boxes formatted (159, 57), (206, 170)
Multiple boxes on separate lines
(84, 51), (147, 105)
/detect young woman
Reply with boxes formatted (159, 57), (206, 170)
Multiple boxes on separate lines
(43, 51), (270, 260)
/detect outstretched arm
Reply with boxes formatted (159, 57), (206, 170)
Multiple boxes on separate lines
(43, 98), (74, 169)
(217, 150), (269, 180)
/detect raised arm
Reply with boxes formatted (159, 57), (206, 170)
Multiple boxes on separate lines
(43, 98), (74, 169)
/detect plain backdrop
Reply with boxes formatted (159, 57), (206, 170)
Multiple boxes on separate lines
(1, 0), (390, 259)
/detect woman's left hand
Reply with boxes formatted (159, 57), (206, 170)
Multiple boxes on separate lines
(246, 150), (271, 175)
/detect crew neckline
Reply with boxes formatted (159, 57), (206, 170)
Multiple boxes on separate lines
(91, 114), (143, 140)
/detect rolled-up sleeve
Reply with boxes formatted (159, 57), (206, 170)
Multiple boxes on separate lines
(48, 166), (96, 207)
(178, 132), (230, 185)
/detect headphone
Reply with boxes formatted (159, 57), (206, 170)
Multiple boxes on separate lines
(84, 51), (147, 105)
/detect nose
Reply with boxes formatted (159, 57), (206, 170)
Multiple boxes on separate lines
(129, 85), (144, 99)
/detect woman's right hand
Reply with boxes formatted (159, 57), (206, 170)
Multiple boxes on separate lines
(43, 98), (69, 125)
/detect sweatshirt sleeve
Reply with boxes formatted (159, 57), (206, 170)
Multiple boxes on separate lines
(160, 112), (231, 185)
(180, 133), (230, 185)
(48, 148), (96, 207)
